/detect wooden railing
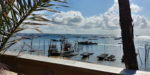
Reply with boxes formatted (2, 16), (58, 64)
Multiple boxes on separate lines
(0, 53), (150, 75)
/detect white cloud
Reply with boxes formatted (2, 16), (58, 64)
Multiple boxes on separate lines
(51, 10), (120, 30)
(133, 15), (150, 28)
(131, 3), (142, 13)
(51, 11), (84, 26)
(21, 0), (150, 36)
(50, 0), (144, 29)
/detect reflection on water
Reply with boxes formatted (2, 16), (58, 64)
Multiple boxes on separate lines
(8, 34), (150, 71)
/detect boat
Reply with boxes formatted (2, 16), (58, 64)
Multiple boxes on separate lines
(48, 45), (60, 56)
(29, 50), (36, 52)
(78, 41), (97, 45)
(80, 52), (94, 58)
(104, 55), (116, 61)
(48, 38), (78, 57)
(61, 41), (75, 57)
(97, 53), (109, 60)
(63, 53), (78, 57)
(51, 39), (60, 42)
(22, 36), (32, 39)
(114, 37), (122, 40)
(88, 38), (98, 40)
(118, 42), (122, 44)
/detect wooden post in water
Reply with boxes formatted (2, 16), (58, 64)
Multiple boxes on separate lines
(30, 37), (33, 55)
(38, 40), (41, 55)
(118, 0), (138, 70)
(43, 40), (46, 56)
(31, 38), (33, 50)
(104, 39), (106, 53)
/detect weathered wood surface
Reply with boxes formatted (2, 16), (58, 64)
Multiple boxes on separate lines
(0, 53), (150, 75)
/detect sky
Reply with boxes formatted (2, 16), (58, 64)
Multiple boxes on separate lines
(22, 0), (150, 36)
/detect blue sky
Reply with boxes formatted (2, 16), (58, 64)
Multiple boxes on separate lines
(23, 0), (150, 36)
(131, 0), (150, 17)
(54, 0), (150, 17)
(56, 0), (114, 17)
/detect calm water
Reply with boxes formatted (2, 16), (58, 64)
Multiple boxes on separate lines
(8, 33), (150, 71)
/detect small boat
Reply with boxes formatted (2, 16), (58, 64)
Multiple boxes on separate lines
(97, 53), (108, 60)
(61, 50), (74, 57)
(114, 37), (122, 40)
(63, 53), (78, 57)
(80, 52), (94, 58)
(118, 42), (122, 44)
(22, 36), (32, 39)
(48, 45), (60, 56)
(104, 55), (116, 61)
(88, 38), (98, 40)
(51, 39), (60, 42)
(78, 41), (97, 45)
(60, 41), (75, 57)
(48, 50), (60, 56)
(29, 50), (36, 52)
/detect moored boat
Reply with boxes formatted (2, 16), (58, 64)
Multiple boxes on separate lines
(48, 44), (60, 56)
(97, 53), (109, 60)
(78, 41), (97, 45)
(80, 52), (94, 58)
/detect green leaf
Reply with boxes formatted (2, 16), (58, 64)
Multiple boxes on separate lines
(0, 0), (68, 52)
(23, 22), (48, 25)
(36, 7), (60, 13)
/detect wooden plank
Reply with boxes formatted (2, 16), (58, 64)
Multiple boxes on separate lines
(0, 53), (150, 75)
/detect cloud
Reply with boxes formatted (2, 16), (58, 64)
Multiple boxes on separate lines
(133, 15), (150, 28)
(21, 0), (150, 36)
(109, 0), (142, 13)
(50, 0), (145, 29)
(131, 3), (142, 13)
(51, 11), (84, 26)
(50, 10), (120, 30)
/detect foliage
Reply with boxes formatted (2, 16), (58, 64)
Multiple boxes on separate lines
(0, 0), (68, 53)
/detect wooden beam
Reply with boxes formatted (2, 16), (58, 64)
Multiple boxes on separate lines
(0, 53), (149, 75)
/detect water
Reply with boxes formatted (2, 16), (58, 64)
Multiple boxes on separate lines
(8, 33), (150, 71)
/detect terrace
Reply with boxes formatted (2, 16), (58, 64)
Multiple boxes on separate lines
(0, 52), (150, 75)
(1, 0), (150, 75)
